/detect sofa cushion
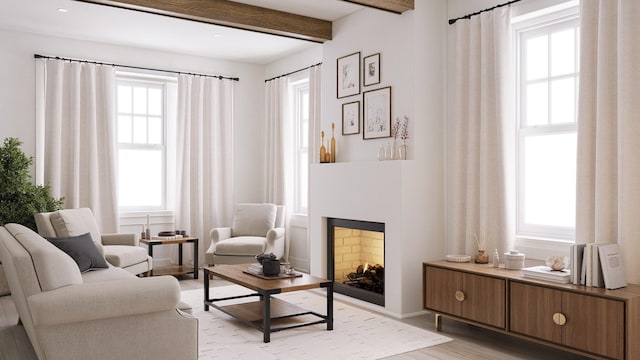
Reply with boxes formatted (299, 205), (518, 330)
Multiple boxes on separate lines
(49, 208), (104, 255)
(214, 236), (266, 256)
(46, 233), (109, 272)
(4, 223), (82, 291)
(103, 245), (148, 268)
(231, 203), (276, 237)
(81, 266), (134, 283)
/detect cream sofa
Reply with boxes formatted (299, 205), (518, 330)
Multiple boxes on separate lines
(0, 223), (198, 360)
(35, 208), (152, 276)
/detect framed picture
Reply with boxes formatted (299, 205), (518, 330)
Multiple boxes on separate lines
(363, 86), (391, 140)
(336, 52), (361, 98)
(342, 101), (360, 135)
(363, 53), (381, 86)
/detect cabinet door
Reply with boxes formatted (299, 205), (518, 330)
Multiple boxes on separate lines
(424, 266), (463, 317)
(510, 282), (562, 343)
(562, 292), (624, 360)
(462, 272), (505, 328)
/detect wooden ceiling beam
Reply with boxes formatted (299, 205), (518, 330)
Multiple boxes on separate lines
(75, 0), (332, 43)
(342, 0), (414, 14)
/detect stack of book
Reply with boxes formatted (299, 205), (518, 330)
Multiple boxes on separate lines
(245, 263), (263, 275)
(522, 265), (571, 283)
(571, 243), (627, 289)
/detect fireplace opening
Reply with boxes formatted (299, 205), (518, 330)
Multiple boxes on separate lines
(327, 218), (384, 306)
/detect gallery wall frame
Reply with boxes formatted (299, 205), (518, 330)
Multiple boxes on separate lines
(363, 53), (381, 87)
(336, 52), (361, 98)
(342, 101), (360, 135)
(363, 86), (391, 140)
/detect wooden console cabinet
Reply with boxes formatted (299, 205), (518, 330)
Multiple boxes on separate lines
(423, 260), (640, 360)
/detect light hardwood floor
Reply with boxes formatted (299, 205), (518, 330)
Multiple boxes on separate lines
(0, 270), (593, 360)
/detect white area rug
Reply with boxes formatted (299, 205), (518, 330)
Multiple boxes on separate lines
(181, 286), (451, 360)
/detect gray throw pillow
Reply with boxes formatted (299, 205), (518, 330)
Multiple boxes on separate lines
(46, 232), (109, 272)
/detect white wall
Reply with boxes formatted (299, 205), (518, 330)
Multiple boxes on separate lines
(0, 28), (265, 206)
(309, 0), (447, 317)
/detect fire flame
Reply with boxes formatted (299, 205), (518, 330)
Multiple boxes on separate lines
(363, 262), (369, 272)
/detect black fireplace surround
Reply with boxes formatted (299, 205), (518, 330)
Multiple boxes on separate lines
(327, 218), (385, 306)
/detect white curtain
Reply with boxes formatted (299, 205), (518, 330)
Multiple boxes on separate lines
(309, 65), (322, 166)
(447, 7), (514, 256)
(264, 77), (289, 204)
(576, 1), (640, 284)
(38, 58), (118, 232)
(175, 74), (234, 267)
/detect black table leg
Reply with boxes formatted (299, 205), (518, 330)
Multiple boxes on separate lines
(178, 243), (183, 265)
(263, 292), (271, 343)
(148, 244), (154, 276)
(203, 268), (210, 311)
(193, 239), (199, 279)
(327, 282), (333, 330)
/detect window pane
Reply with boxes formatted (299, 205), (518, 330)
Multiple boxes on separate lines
(299, 154), (308, 210)
(301, 121), (309, 148)
(550, 78), (575, 124)
(148, 88), (162, 116)
(523, 133), (576, 227)
(551, 28), (575, 76)
(133, 116), (147, 144)
(133, 87), (147, 114)
(148, 117), (162, 144)
(118, 149), (162, 207)
(526, 35), (548, 80)
(526, 82), (548, 126)
(118, 85), (132, 113)
(117, 115), (132, 143)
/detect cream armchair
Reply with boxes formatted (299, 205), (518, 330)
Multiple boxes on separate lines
(34, 208), (152, 276)
(206, 203), (285, 265)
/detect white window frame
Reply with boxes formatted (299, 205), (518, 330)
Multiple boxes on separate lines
(116, 71), (176, 212)
(513, 2), (580, 252)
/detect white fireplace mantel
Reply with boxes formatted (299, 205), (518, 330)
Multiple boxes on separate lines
(309, 160), (443, 318)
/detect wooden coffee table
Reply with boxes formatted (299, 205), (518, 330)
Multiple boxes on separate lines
(203, 264), (333, 343)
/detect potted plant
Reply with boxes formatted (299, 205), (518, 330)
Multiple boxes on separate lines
(0, 137), (63, 231)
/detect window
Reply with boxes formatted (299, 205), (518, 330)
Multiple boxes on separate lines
(116, 74), (176, 211)
(289, 76), (309, 214)
(514, 3), (579, 241)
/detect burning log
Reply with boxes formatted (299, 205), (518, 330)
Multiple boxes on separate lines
(345, 263), (384, 294)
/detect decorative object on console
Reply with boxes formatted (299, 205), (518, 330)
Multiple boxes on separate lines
(399, 115), (409, 160)
(337, 52), (361, 98)
(363, 53), (381, 87)
(473, 233), (488, 264)
(342, 101), (360, 135)
(545, 255), (569, 271)
(363, 86), (391, 140)
(446, 254), (471, 263)
(504, 250), (525, 270)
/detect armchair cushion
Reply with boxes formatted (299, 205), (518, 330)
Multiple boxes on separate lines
(104, 245), (148, 268)
(214, 236), (266, 256)
(46, 233), (109, 272)
(232, 203), (276, 237)
(49, 208), (104, 255)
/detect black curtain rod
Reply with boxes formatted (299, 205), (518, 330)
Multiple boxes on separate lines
(34, 54), (240, 81)
(448, 0), (522, 25)
(264, 62), (322, 83)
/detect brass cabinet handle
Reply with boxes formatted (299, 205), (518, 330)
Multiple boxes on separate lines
(455, 290), (465, 302)
(552, 312), (567, 326)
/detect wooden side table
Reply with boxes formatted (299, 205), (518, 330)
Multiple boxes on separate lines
(140, 237), (198, 279)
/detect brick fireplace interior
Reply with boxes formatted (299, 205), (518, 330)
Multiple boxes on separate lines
(327, 218), (385, 306)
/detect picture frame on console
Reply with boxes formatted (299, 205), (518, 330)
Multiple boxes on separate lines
(342, 101), (360, 135)
(363, 53), (381, 86)
(337, 52), (361, 98)
(363, 86), (391, 139)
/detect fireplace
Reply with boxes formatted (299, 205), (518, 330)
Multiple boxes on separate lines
(327, 218), (384, 306)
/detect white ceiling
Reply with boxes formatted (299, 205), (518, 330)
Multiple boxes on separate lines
(0, 0), (364, 64)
